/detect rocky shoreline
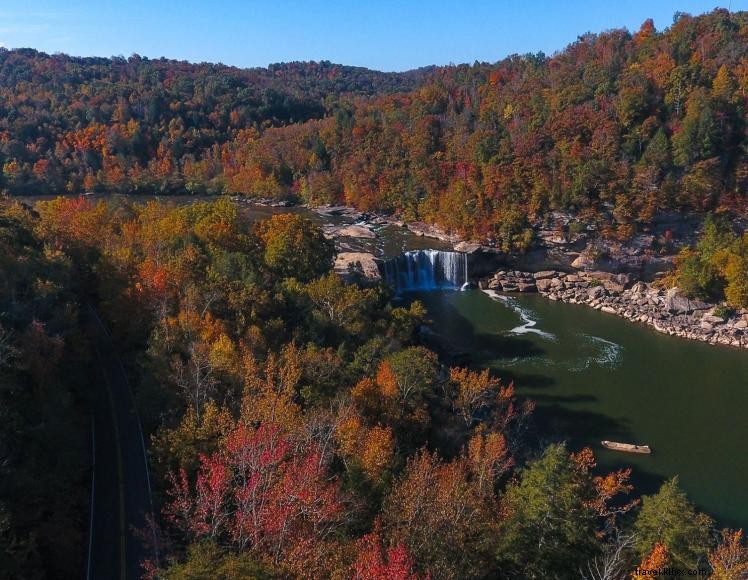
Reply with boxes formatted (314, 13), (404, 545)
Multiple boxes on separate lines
(479, 269), (748, 349)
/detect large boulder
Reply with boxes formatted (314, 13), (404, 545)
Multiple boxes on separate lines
(334, 252), (381, 280)
(630, 281), (647, 295)
(533, 270), (558, 280)
(571, 253), (594, 269)
(335, 224), (376, 239)
(536, 278), (554, 293)
(664, 288), (709, 314)
(602, 280), (626, 294)
(453, 241), (483, 253)
(588, 285), (607, 300)
(406, 221), (461, 243)
(702, 314), (725, 325)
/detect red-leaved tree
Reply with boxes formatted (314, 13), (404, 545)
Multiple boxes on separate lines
(164, 422), (345, 575)
(352, 529), (425, 580)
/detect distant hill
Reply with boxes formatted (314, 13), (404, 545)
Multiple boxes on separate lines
(1, 10), (746, 247)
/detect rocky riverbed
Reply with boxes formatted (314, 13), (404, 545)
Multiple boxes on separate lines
(480, 269), (748, 349)
(313, 205), (459, 243)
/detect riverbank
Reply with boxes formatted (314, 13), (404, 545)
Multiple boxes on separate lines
(233, 199), (461, 243)
(479, 269), (748, 349)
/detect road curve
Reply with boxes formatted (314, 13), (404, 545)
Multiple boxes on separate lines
(87, 306), (158, 579)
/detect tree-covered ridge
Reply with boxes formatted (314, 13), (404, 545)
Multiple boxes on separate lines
(0, 50), (431, 100)
(0, 49), (432, 196)
(235, 9), (748, 247)
(3, 10), (747, 248)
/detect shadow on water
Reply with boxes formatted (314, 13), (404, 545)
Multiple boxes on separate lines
(409, 291), (634, 458)
(534, 404), (632, 443)
(473, 332), (546, 360)
(491, 368), (556, 390)
(528, 393), (597, 404)
(409, 292), (546, 363)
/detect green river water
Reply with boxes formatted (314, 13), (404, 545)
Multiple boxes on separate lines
(409, 289), (748, 529)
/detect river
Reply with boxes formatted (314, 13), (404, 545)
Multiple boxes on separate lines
(407, 289), (748, 529)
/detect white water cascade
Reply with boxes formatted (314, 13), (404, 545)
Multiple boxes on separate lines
(383, 250), (469, 291)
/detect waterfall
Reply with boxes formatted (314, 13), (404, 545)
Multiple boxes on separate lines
(383, 250), (469, 291)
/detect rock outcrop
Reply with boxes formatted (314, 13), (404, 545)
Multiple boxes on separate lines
(406, 221), (461, 243)
(664, 288), (709, 314)
(333, 224), (376, 238)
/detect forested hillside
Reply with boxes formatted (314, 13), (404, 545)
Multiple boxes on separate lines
(0, 203), (88, 578)
(2, 10), (747, 249)
(0, 50), (432, 196)
(228, 9), (748, 246)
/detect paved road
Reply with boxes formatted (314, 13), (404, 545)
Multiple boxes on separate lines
(87, 306), (158, 579)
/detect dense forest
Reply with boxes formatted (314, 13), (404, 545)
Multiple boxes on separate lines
(672, 212), (748, 308)
(0, 50), (431, 198)
(0, 203), (89, 577)
(1, 10), (747, 248)
(1, 196), (746, 578)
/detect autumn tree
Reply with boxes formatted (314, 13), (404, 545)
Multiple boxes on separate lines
(634, 542), (670, 577)
(255, 214), (334, 282)
(496, 443), (635, 579)
(633, 477), (713, 570)
(709, 529), (748, 580)
(165, 422), (346, 577)
(381, 450), (498, 579)
(296, 272), (378, 339)
(336, 407), (395, 486)
(239, 348), (303, 432)
(352, 529), (424, 580)
(152, 401), (234, 477)
(450, 367), (502, 427)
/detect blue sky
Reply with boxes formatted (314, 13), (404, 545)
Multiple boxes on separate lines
(0, 1), (741, 71)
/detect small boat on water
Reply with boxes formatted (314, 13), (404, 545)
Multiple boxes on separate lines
(601, 440), (652, 454)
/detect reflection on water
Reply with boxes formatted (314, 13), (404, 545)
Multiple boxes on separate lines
(407, 289), (748, 529)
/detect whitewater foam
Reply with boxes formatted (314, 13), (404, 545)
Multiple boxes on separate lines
(584, 334), (623, 367)
(481, 290), (557, 340)
(563, 334), (623, 372)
